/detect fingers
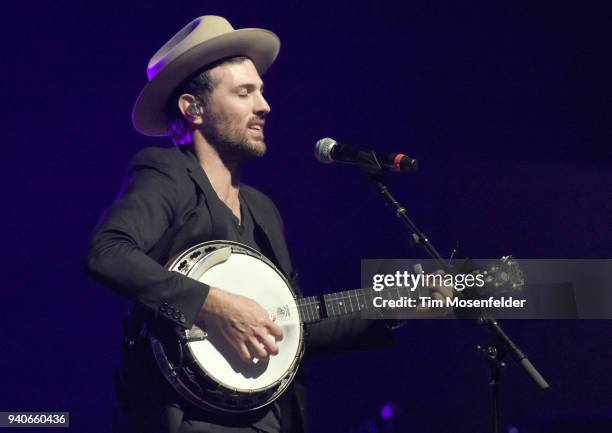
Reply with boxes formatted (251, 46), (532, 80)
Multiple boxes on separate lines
(236, 341), (252, 364)
(435, 285), (454, 299)
(258, 319), (283, 357)
(247, 336), (269, 359)
(266, 321), (284, 342)
(432, 291), (445, 302)
(432, 285), (454, 300)
(253, 305), (282, 357)
(431, 269), (454, 299)
(257, 332), (280, 355)
(235, 335), (275, 363)
(240, 334), (279, 362)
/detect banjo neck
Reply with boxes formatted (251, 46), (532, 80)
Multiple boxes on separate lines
(295, 257), (525, 324)
(296, 286), (426, 324)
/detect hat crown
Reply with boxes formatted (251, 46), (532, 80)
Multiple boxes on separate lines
(147, 16), (234, 81)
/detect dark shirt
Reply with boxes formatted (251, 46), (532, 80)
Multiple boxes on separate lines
(222, 192), (259, 251)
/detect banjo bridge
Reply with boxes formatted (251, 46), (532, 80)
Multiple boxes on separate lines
(272, 304), (291, 322)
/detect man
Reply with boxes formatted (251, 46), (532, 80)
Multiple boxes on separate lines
(86, 16), (394, 433)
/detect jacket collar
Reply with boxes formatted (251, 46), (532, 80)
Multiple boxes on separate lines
(177, 145), (216, 201)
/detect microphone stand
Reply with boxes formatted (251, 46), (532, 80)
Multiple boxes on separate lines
(368, 172), (550, 433)
(369, 174), (449, 272)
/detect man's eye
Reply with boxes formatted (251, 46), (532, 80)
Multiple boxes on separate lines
(238, 91), (249, 97)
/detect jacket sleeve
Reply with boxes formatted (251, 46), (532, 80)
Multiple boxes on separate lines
(85, 148), (208, 329)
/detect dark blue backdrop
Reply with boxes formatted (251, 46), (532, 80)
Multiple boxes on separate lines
(3, 1), (611, 432)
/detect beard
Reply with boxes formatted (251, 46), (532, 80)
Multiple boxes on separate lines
(201, 110), (267, 160)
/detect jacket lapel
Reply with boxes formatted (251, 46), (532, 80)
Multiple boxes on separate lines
(240, 188), (291, 277)
(177, 146), (229, 241)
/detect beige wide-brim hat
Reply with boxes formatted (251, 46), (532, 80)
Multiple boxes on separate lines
(132, 15), (280, 136)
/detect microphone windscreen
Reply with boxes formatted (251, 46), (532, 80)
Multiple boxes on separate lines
(314, 137), (337, 163)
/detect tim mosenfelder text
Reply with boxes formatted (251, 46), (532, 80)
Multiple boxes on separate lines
(372, 296), (526, 309)
(370, 271), (526, 309)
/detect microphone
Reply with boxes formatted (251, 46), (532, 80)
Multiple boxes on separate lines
(314, 137), (418, 173)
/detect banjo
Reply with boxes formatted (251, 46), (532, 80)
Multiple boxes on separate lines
(150, 240), (523, 414)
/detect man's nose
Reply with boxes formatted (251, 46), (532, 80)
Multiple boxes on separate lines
(254, 93), (271, 117)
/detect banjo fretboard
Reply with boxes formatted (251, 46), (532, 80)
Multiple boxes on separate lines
(296, 285), (428, 324)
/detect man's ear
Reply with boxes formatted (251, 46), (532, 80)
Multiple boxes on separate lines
(178, 94), (204, 125)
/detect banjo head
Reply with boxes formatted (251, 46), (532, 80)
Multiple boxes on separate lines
(158, 241), (304, 412)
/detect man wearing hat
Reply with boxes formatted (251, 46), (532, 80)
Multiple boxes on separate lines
(86, 16), (393, 433)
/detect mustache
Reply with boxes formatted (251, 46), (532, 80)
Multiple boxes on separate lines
(247, 117), (266, 128)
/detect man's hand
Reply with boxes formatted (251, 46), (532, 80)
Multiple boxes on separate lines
(426, 269), (455, 316)
(198, 287), (284, 363)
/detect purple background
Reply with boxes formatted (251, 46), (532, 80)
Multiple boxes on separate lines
(3, 1), (611, 432)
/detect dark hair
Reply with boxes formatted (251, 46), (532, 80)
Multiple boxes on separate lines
(165, 55), (250, 144)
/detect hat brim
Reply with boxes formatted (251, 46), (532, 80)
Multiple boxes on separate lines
(132, 28), (280, 137)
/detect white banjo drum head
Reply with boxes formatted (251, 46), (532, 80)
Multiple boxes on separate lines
(184, 244), (302, 392)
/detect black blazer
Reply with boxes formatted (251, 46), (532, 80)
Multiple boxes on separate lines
(86, 145), (392, 432)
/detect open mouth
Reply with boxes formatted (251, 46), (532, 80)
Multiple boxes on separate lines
(248, 123), (264, 134)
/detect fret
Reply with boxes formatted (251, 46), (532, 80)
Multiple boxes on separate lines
(313, 299), (321, 321)
(297, 296), (314, 323)
(344, 293), (350, 313)
(334, 293), (341, 316)
(348, 291), (358, 313)
(314, 301), (320, 320)
(307, 299), (314, 321)
(313, 302), (321, 321)
(304, 301), (312, 323)
(359, 288), (373, 310)
(297, 301), (305, 322)
(357, 289), (369, 310)
(352, 290), (360, 310)
(346, 291), (354, 313)
(333, 292), (341, 316)
(338, 293), (347, 315)
(328, 293), (336, 317)
(298, 300), (306, 322)
(327, 293), (335, 316)
(334, 293), (342, 316)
